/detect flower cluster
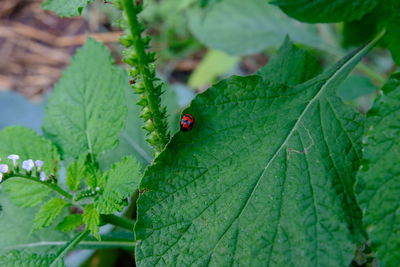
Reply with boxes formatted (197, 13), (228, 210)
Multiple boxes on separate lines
(0, 154), (48, 183)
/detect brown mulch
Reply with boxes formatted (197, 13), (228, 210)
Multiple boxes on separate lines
(0, 0), (122, 99)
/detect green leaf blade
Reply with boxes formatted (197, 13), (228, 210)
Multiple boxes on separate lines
(356, 74), (400, 266)
(43, 38), (127, 158)
(188, 0), (331, 55)
(33, 198), (69, 231)
(95, 156), (141, 214)
(272, 0), (378, 23)
(135, 39), (379, 265)
(83, 204), (100, 240)
(41, 0), (94, 17)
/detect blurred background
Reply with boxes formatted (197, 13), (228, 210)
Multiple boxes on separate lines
(0, 0), (397, 266)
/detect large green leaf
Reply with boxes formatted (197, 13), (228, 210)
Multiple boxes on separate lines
(356, 73), (400, 266)
(43, 38), (127, 159)
(0, 251), (62, 267)
(188, 0), (334, 55)
(135, 38), (381, 266)
(41, 0), (94, 17)
(272, 0), (378, 23)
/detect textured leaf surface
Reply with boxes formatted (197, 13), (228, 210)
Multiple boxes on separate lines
(43, 38), (127, 158)
(95, 156), (141, 214)
(33, 198), (69, 231)
(356, 73), (400, 266)
(257, 38), (322, 86)
(41, 0), (94, 17)
(0, 251), (62, 267)
(188, 0), (332, 55)
(66, 154), (87, 191)
(272, 0), (377, 23)
(83, 204), (100, 240)
(135, 40), (378, 266)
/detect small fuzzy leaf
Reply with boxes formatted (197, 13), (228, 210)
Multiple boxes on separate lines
(33, 198), (69, 231)
(356, 73), (400, 266)
(83, 204), (100, 240)
(95, 156), (141, 214)
(43, 38), (127, 158)
(2, 178), (52, 208)
(57, 214), (83, 232)
(41, 0), (94, 17)
(66, 155), (87, 191)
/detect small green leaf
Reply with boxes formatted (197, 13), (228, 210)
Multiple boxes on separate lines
(95, 156), (141, 214)
(41, 0), (95, 17)
(33, 198), (69, 231)
(83, 204), (100, 240)
(272, 0), (378, 23)
(66, 154), (87, 191)
(356, 73), (400, 266)
(135, 36), (382, 266)
(0, 251), (61, 267)
(43, 38), (127, 158)
(188, 50), (239, 89)
(257, 37), (322, 86)
(57, 214), (83, 232)
(188, 0), (333, 55)
(2, 178), (52, 208)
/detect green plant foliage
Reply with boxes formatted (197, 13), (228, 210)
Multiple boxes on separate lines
(2, 178), (52, 208)
(272, 0), (378, 23)
(257, 37), (322, 86)
(83, 204), (100, 240)
(356, 73), (400, 266)
(134, 38), (379, 266)
(0, 192), (71, 255)
(66, 154), (89, 191)
(188, 0), (332, 55)
(95, 156), (141, 214)
(43, 38), (127, 159)
(0, 126), (59, 174)
(32, 198), (69, 231)
(57, 214), (83, 232)
(41, 0), (94, 17)
(0, 251), (62, 267)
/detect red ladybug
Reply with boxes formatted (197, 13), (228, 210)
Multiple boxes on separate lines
(180, 114), (195, 132)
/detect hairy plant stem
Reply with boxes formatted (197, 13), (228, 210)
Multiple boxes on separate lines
(121, 0), (169, 153)
(5, 175), (135, 232)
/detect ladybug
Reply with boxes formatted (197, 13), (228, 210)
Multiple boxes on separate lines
(180, 114), (195, 132)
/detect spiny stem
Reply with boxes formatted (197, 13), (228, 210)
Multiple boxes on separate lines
(120, 0), (170, 153)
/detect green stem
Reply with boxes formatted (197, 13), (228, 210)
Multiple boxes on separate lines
(50, 230), (90, 267)
(356, 62), (386, 87)
(101, 214), (136, 231)
(122, 0), (169, 152)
